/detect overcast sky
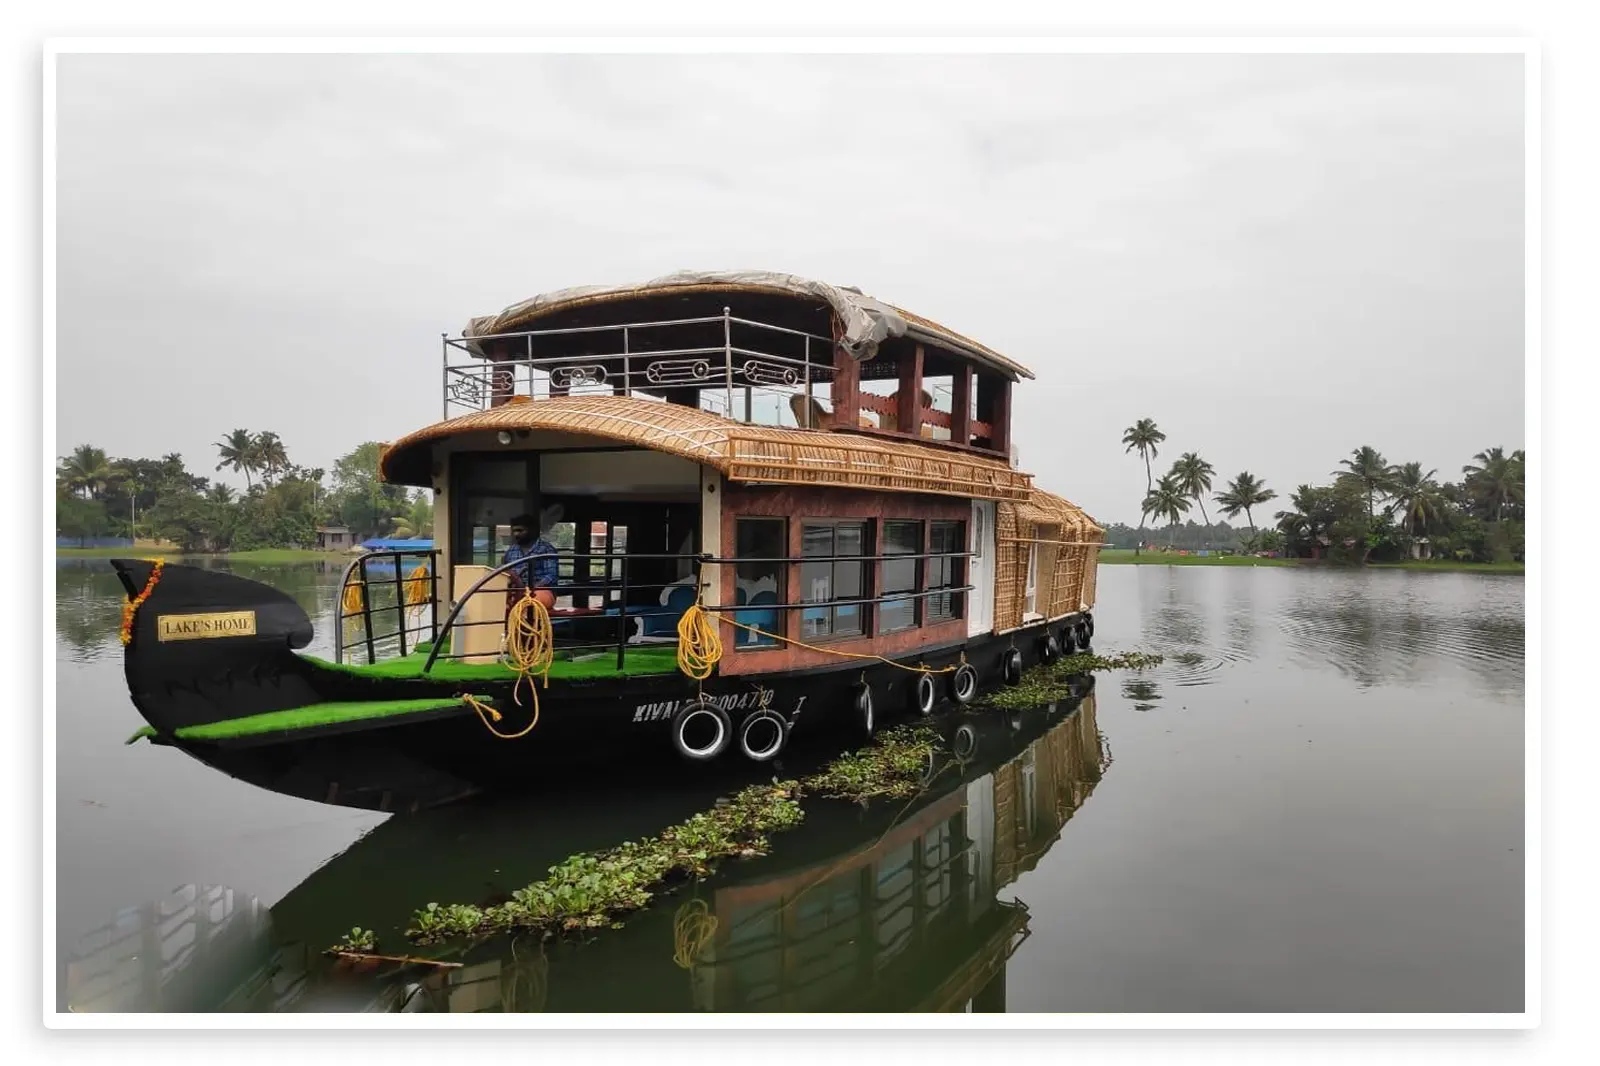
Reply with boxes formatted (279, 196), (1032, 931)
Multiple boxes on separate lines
(55, 52), (1524, 526)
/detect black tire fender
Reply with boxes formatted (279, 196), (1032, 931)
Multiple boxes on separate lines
(737, 708), (788, 762)
(950, 663), (979, 705)
(1002, 649), (1024, 686)
(671, 700), (732, 762)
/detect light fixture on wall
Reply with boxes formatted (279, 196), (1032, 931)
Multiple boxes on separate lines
(496, 431), (513, 445)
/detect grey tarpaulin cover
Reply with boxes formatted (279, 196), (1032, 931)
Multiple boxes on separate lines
(463, 270), (910, 362)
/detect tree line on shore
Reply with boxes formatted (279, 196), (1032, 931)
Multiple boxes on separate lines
(1118, 419), (1525, 564)
(55, 430), (432, 552)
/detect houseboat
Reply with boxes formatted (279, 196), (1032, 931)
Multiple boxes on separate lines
(113, 271), (1104, 812)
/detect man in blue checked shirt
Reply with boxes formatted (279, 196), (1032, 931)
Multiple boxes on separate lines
(503, 507), (561, 608)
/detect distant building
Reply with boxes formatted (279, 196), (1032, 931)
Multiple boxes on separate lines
(314, 525), (355, 551)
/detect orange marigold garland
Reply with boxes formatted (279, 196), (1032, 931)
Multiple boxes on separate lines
(119, 559), (165, 646)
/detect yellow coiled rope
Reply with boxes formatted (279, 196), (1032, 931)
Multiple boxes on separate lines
(341, 577), (364, 618)
(458, 587), (554, 741)
(461, 693), (539, 740)
(672, 898), (719, 970)
(403, 564), (431, 607)
(675, 602), (723, 681)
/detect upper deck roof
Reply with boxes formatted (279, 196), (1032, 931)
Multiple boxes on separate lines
(379, 395), (1036, 502)
(462, 270), (1035, 381)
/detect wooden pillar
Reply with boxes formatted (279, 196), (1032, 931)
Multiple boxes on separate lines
(897, 343), (925, 435)
(977, 374), (1012, 456)
(831, 344), (860, 429)
(489, 353), (514, 408)
(950, 364), (972, 447)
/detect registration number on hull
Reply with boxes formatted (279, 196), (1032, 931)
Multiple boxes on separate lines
(632, 686), (778, 723)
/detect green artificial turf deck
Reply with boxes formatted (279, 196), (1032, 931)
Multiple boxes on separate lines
(172, 696), (476, 741)
(301, 642), (684, 682)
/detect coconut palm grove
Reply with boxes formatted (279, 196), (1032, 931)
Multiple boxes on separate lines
(1115, 418), (1525, 565)
(55, 432), (433, 552)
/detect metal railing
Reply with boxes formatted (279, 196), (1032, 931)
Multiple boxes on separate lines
(443, 309), (848, 429)
(409, 546), (977, 676)
(333, 549), (441, 665)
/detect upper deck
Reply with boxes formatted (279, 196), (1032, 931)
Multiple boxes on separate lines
(440, 270), (1028, 460)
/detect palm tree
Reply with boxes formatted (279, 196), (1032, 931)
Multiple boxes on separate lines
(1334, 445), (1394, 522)
(215, 429), (260, 490)
(58, 445), (112, 499)
(1213, 471), (1277, 535)
(1142, 474), (1192, 548)
(1275, 483), (1323, 559)
(1388, 462), (1446, 538)
(205, 484), (236, 506)
(1122, 418), (1166, 556)
(1171, 452), (1216, 530)
(1121, 418), (1167, 493)
(1463, 446), (1524, 522)
(254, 431), (289, 484)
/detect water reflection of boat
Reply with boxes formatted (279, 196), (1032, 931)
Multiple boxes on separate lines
(63, 688), (1105, 1013)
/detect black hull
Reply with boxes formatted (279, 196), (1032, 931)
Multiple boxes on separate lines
(112, 560), (1093, 813)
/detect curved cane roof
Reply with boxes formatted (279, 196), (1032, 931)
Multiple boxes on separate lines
(379, 395), (1038, 502)
(461, 270), (1035, 381)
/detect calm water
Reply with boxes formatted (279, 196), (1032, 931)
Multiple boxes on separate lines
(55, 560), (1524, 1013)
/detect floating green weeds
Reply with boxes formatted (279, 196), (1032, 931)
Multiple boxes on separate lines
(801, 725), (941, 801)
(398, 725), (946, 946)
(404, 782), (805, 945)
(979, 650), (1164, 710)
(332, 927), (377, 953)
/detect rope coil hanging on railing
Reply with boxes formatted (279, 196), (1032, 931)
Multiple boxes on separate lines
(462, 586), (555, 740)
(403, 564), (431, 607)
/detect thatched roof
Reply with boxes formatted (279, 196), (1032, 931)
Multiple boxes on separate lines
(461, 270), (1035, 381)
(379, 395), (1036, 502)
(1016, 489), (1104, 538)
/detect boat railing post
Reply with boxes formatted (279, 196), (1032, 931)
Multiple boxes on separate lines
(802, 334), (811, 427)
(359, 556), (377, 665)
(622, 325), (631, 397)
(723, 306), (734, 418)
(440, 333), (449, 418)
(616, 555), (630, 672)
(429, 551), (440, 648)
(526, 334), (534, 399)
(393, 551), (407, 659)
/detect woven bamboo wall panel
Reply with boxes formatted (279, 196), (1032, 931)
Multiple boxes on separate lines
(993, 502), (1024, 633)
(1080, 545), (1100, 609)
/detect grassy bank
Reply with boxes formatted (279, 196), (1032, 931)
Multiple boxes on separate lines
(1100, 549), (1523, 575)
(57, 546), (350, 563)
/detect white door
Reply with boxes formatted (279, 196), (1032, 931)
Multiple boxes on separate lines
(968, 501), (996, 636)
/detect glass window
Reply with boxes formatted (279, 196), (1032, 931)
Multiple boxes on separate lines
(801, 521), (868, 639)
(735, 519), (786, 647)
(880, 520), (921, 632)
(928, 520), (965, 622)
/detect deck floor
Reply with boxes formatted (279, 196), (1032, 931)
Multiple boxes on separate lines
(302, 642), (683, 682)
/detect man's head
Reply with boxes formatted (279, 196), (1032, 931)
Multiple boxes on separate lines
(509, 514), (536, 547)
